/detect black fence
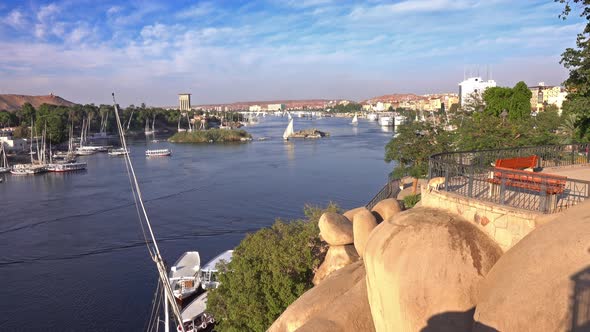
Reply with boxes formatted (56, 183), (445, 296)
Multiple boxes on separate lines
(429, 144), (590, 214)
(366, 176), (401, 210)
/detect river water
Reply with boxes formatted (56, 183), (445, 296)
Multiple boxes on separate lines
(0, 116), (393, 331)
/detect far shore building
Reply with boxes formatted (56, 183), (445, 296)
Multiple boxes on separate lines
(249, 105), (262, 112)
(529, 82), (568, 114)
(459, 77), (497, 107)
(267, 103), (285, 111)
(178, 93), (191, 112)
(0, 130), (27, 152)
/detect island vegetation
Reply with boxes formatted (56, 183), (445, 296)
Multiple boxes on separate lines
(207, 203), (338, 332)
(168, 129), (252, 143)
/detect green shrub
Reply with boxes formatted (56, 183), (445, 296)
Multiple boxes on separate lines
(403, 194), (421, 209)
(207, 203), (339, 332)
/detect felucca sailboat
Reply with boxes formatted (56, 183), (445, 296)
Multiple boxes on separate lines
(283, 118), (294, 140)
(0, 143), (9, 173)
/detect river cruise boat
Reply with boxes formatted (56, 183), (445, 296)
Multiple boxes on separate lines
(10, 164), (47, 175)
(169, 251), (201, 301)
(367, 113), (378, 121)
(145, 149), (171, 157)
(108, 148), (129, 156)
(378, 116), (393, 127)
(46, 162), (87, 172)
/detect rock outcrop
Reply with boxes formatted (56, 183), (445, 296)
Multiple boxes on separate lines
(343, 206), (367, 222)
(268, 261), (369, 332)
(473, 202), (590, 332)
(351, 209), (378, 259)
(364, 207), (503, 332)
(312, 244), (359, 285)
(318, 212), (353, 245)
(370, 198), (402, 222)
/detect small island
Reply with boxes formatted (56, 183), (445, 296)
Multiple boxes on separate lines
(290, 128), (329, 139)
(168, 129), (252, 143)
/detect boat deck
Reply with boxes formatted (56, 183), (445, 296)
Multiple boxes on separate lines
(169, 251), (200, 279)
(201, 250), (233, 272)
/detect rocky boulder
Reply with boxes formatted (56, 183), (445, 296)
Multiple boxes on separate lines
(313, 245), (359, 285)
(318, 212), (353, 245)
(352, 209), (378, 259)
(294, 274), (375, 332)
(370, 198), (402, 222)
(268, 261), (366, 332)
(343, 206), (367, 222)
(364, 207), (503, 332)
(473, 201), (590, 332)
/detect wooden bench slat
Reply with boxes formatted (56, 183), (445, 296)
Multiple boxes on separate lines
(488, 166), (567, 195)
(495, 155), (538, 170)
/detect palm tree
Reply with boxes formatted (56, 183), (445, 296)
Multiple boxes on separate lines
(559, 113), (579, 144)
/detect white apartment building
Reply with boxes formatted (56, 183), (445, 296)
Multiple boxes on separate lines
(249, 105), (262, 112)
(267, 104), (285, 111)
(458, 77), (497, 107)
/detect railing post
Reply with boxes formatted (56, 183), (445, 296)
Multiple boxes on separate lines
(500, 174), (506, 205)
(444, 165), (449, 192)
(467, 163), (474, 198)
(539, 180), (548, 213)
(571, 146), (576, 166)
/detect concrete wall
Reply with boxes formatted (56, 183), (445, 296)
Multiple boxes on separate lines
(420, 188), (544, 252)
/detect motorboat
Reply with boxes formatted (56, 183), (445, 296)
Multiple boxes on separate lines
(145, 149), (171, 157)
(169, 251), (201, 301)
(108, 148), (129, 156)
(200, 250), (233, 290)
(177, 293), (214, 332)
(46, 162), (87, 172)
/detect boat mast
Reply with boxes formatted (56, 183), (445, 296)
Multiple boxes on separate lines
(30, 117), (34, 164)
(111, 93), (185, 331)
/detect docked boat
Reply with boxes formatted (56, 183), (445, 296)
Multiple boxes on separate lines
(46, 162), (87, 172)
(200, 250), (233, 290)
(10, 164), (46, 175)
(146, 148), (171, 157)
(283, 118), (294, 140)
(169, 251), (201, 301)
(351, 113), (358, 125)
(108, 148), (129, 156)
(177, 250), (234, 332)
(367, 113), (378, 121)
(75, 146), (98, 155)
(0, 144), (10, 173)
(378, 116), (393, 127)
(394, 115), (407, 127)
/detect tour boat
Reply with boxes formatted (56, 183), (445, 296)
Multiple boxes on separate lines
(169, 251), (201, 301)
(108, 148), (129, 156)
(75, 146), (98, 155)
(283, 118), (294, 140)
(378, 116), (393, 127)
(0, 144), (10, 173)
(177, 250), (234, 332)
(367, 113), (378, 121)
(10, 164), (46, 175)
(394, 115), (407, 127)
(46, 162), (87, 172)
(351, 113), (358, 125)
(145, 149), (171, 157)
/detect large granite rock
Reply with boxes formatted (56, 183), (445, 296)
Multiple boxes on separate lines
(268, 261), (366, 332)
(352, 209), (378, 259)
(473, 201), (590, 332)
(343, 206), (367, 222)
(294, 274), (375, 332)
(370, 198), (402, 222)
(313, 244), (359, 285)
(364, 207), (502, 332)
(318, 212), (353, 245)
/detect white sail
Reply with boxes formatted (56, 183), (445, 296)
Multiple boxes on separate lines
(287, 112), (292, 120)
(351, 113), (358, 125)
(283, 118), (294, 140)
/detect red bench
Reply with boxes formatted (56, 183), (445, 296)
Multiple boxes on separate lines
(488, 167), (567, 195)
(495, 155), (538, 170)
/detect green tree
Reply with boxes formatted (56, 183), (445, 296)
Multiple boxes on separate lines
(207, 204), (337, 332)
(508, 81), (532, 121)
(385, 121), (452, 193)
(482, 86), (513, 116)
(0, 111), (11, 127)
(557, 0), (590, 139)
(17, 102), (36, 126)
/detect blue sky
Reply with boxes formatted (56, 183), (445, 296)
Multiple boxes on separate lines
(0, 0), (584, 106)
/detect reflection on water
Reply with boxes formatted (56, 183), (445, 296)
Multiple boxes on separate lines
(381, 125), (394, 133)
(0, 116), (394, 331)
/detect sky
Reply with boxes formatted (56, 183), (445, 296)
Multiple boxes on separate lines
(0, 0), (585, 106)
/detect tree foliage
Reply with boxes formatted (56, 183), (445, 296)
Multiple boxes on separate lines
(207, 204), (338, 332)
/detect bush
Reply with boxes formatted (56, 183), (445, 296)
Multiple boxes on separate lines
(207, 203), (339, 331)
(403, 194), (421, 209)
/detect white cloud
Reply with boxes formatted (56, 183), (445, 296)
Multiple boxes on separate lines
(177, 2), (214, 18)
(3, 9), (26, 29)
(36, 3), (60, 21)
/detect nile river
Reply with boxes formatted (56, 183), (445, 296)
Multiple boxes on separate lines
(0, 116), (393, 331)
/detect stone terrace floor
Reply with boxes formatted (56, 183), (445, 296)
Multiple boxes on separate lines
(542, 164), (590, 182)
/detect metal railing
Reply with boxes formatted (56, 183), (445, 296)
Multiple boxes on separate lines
(429, 144), (590, 214)
(366, 176), (401, 210)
